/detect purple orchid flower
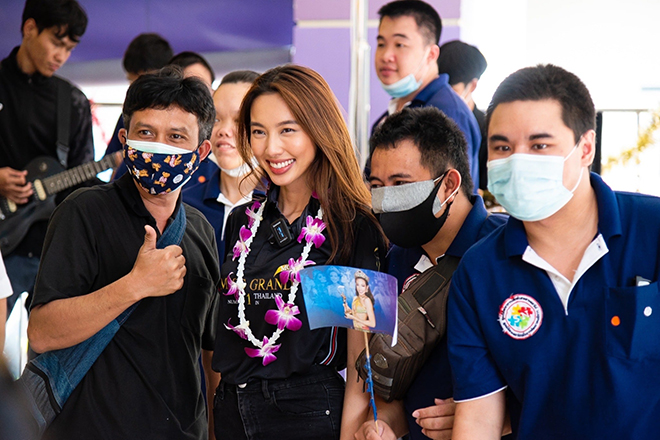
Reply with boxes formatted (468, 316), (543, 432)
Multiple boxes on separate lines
(297, 215), (326, 248)
(277, 256), (315, 285)
(264, 295), (302, 331)
(223, 273), (240, 300)
(232, 226), (252, 260)
(245, 337), (281, 366)
(246, 201), (262, 228)
(224, 318), (248, 340)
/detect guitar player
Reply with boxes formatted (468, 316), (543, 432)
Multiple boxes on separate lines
(0, 0), (94, 319)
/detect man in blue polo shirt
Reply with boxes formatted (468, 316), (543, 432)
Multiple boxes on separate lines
(182, 70), (262, 260)
(354, 106), (505, 440)
(448, 64), (660, 439)
(372, 0), (481, 189)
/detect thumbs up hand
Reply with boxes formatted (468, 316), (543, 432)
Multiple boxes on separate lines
(139, 223), (158, 253)
(130, 225), (186, 299)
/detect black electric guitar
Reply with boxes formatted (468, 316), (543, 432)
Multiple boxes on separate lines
(0, 151), (123, 256)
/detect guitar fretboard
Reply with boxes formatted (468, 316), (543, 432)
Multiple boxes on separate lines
(42, 152), (122, 196)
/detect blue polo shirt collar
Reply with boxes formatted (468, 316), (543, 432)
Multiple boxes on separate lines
(591, 172), (622, 240)
(446, 194), (489, 258)
(202, 168), (222, 202)
(503, 172), (622, 258)
(411, 74), (450, 106)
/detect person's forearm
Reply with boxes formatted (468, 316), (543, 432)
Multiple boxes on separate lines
(28, 275), (137, 353)
(453, 391), (506, 440)
(202, 350), (220, 440)
(341, 369), (371, 440)
(340, 329), (371, 440)
(374, 397), (409, 438)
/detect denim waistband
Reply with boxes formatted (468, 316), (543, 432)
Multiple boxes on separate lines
(217, 364), (341, 400)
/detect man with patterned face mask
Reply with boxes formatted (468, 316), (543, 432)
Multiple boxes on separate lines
(354, 106), (505, 440)
(370, 0), (481, 190)
(449, 64), (660, 439)
(27, 66), (221, 439)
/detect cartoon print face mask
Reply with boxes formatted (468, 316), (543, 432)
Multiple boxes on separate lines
(123, 139), (200, 195)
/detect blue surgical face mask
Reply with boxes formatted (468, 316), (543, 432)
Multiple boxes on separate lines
(379, 49), (429, 99)
(487, 139), (583, 221)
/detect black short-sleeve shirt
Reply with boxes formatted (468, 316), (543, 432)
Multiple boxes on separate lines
(212, 188), (385, 384)
(32, 174), (220, 440)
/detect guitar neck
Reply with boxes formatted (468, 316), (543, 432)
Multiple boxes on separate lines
(42, 151), (122, 196)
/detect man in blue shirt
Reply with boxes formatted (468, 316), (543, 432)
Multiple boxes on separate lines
(372, 0), (481, 190)
(448, 64), (660, 439)
(437, 40), (489, 191)
(354, 107), (505, 440)
(182, 70), (262, 260)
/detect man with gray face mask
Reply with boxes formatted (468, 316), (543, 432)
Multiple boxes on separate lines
(353, 106), (506, 440)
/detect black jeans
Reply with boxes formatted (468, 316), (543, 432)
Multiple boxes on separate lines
(213, 365), (344, 440)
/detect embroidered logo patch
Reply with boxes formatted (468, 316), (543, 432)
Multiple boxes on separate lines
(498, 294), (543, 340)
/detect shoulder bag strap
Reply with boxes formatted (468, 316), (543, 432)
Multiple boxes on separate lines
(19, 205), (187, 433)
(55, 81), (71, 168)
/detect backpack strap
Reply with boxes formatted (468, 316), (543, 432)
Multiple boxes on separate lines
(55, 81), (71, 168)
(408, 254), (461, 306)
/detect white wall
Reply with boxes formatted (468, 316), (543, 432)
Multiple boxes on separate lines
(461, 0), (660, 111)
(460, 0), (660, 195)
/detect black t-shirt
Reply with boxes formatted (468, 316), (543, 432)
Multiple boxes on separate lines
(0, 47), (94, 256)
(32, 174), (220, 440)
(213, 188), (385, 384)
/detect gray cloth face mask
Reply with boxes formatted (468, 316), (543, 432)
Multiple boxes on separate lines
(371, 177), (443, 215)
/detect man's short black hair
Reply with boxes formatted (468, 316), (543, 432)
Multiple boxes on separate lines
(437, 40), (487, 86)
(21, 0), (88, 42)
(123, 33), (173, 76)
(123, 66), (215, 144)
(486, 64), (596, 143)
(378, 0), (442, 45)
(370, 107), (474, 196)
(168, 51), (215, 83)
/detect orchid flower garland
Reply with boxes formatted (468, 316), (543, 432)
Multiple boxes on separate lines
(227, 200), (324, 365)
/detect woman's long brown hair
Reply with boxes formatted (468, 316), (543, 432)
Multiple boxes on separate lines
(237, 64), (384, 263)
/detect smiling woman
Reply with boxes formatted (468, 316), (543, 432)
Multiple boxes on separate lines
(249, 92), (317, 198)
(211, 65), (387, 440)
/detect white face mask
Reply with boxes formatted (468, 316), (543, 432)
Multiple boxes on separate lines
(487, 138), (583, 222)
(219, 157), (259, 178)
(125, 139), (192, 155)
